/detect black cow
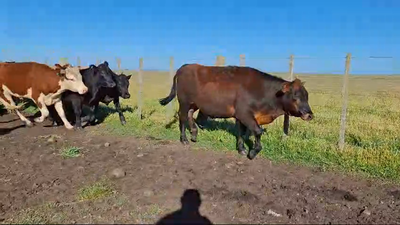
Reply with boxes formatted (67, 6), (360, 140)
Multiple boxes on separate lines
(159, 64), (313, 160)
(48, 62), (131, 129)
(48, 61), (116, 128)
(83, 72), (132, 126)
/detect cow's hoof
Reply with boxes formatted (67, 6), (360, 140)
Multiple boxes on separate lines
(190, 137), (197, 143)
(180, 138), (189, 145)
(74, 126), (83, 131)
(247, 149), (258, 160)
(238, 150), (247, 156)
(65, 124), (74, 130)
(121, 120), (126, 125)
(34, 117), (44, 123)
(282, 134), (289, 140)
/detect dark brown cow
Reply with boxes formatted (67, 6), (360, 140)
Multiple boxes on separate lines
(0, 62), (88, 129)
(159, 64), (314, 160)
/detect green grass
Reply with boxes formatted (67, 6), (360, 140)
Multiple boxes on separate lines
(130, 204), (165, 224)
(96, 70), (400, 182)
(77, 180), (114, 201)
(60, 146), (82, 158)
(4, 202), (64, 224)
(17, 69), (400, 182)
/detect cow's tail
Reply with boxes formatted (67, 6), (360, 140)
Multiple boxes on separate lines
(159, 74), (177, 106)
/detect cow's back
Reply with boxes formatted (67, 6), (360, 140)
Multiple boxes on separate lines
(0, 62), (60, 96)
(178, 64), (267, 99)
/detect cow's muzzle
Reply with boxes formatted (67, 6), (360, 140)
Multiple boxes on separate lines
(79, 86), (89, 95)
(301, 112), (314, 121)
(122, 93), (131, 99)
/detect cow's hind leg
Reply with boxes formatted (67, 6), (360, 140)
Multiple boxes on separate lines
(47, 105), (63, 127)
(195, 110), (208, 130)
(188, 105), (199, 142)
(178, 103), (190, 145)
(0, 91), (33, 127)
(235, 119), (248, 155)
(236, 113), (263, 160)
(33, 94), (49, 123)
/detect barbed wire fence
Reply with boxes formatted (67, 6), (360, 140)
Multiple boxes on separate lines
(0, 49), (398, 151)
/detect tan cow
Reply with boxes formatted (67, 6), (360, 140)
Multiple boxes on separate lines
(0, 62), (88, 129)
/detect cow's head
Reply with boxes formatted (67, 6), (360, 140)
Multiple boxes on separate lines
(114, 73), (131, 99)
(277, 78), (313, 121)
(96, 61), (117, 88)
(55, 63), (88, 95)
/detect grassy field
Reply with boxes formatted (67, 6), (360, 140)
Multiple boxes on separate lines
(12, 69), (400, 181)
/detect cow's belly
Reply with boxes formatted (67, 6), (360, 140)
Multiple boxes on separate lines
(194, 83), (237, 118)
(1, 84), (36, 103)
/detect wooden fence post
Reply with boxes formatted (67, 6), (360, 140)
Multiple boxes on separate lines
(216, 55), (225, 66)
(77, 56), (81, 67)
(116, 57), (121, 71)
(137, 57), (143, 119)
(167, 56), (174, 117)
(289, 54), (294, 81)
(338, 53), (352, 151)
(283, 54), (294, 136)
(240, 54), (245, 66)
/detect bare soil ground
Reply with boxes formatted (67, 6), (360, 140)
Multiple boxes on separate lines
(1, 113), (400, 224)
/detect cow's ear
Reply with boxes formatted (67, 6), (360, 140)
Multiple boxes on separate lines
(127, 75), (132, 80)
(282, 81), (291, 93)
(292, 78), (305, 88)
(54, 64), (62, 69)
(104, 61), (109, 66)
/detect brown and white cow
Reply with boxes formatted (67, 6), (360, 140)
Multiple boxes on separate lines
(0, 62), (88, 129)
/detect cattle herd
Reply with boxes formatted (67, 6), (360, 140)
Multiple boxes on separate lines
(0, 61), (313, 160)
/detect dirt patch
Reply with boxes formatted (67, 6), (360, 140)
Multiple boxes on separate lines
(1, 114), (400, 224)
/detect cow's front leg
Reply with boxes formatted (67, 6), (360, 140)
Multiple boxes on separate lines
(236, 112), (263, 160)
(54, 101), (74, 130)
(87, 104), (99, 125)
(113, 98), (126, 125)
(72, 100), (83, 130)
(235, 119), (248, 155)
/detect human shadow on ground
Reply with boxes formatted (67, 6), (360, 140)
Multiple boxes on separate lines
(155, 189), (213, 225)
